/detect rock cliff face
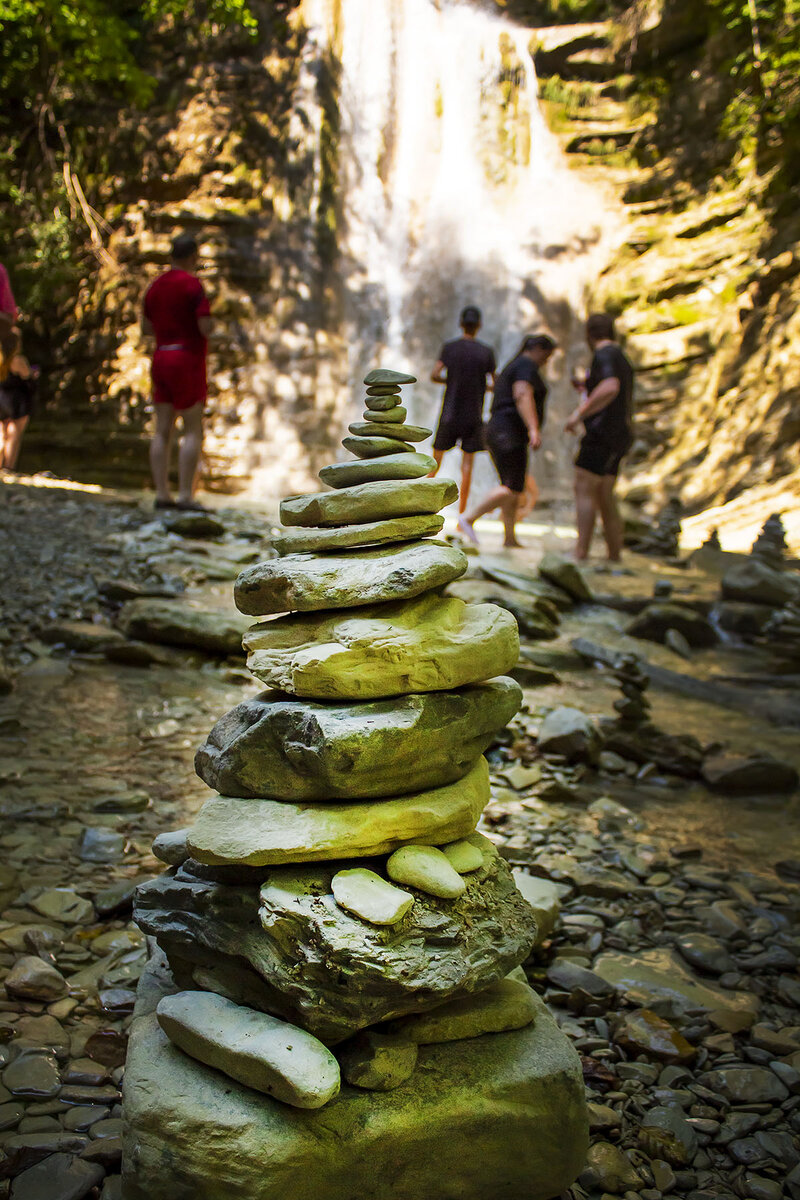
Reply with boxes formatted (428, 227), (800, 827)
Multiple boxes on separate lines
(532, 5), (800, 545)
(22, 0), (348, 496)
(14, 0), (800, 538)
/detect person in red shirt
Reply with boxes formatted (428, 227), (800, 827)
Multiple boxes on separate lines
(142, 234), (213, 510)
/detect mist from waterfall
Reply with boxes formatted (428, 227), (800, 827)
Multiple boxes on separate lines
(304, 0), (622, 499)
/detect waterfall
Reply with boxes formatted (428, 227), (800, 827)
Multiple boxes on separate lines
(303, 0), (621, 500)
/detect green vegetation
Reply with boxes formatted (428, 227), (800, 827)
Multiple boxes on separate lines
(707, 0), (800, 187)
(539, 75), (596, 116)
(0, 0), (257, 312)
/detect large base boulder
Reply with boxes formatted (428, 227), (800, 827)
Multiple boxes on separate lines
(122, 956), (588, 1200)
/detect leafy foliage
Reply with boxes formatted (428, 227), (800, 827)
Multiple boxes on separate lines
(707, 0), (800, 182)
(0, 0), (257, 313)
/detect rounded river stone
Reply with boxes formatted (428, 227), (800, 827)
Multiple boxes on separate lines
(386, 845), (466, 899)
(319, 452), (434, 490)
(271, 513), (444, 556)
(195, 679), (521, 800)
(279, 477), (457, 527)
(242, 592), (519, 700)
(331, 869), (414, 926)
(156, 991), (340, 1109)
(364, 395), (401, 411)
(361, 406), (406, 423)
(364, 368), (416, 384)
(233, 541), (467, 616)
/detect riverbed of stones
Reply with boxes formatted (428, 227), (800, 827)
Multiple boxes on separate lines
(0, 480), (798, 1199)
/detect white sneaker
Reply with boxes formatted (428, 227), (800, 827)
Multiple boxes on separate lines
(457, 516), (479, 546)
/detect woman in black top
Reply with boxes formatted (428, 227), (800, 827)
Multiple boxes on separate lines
(0, 328), (38, 472)
(565, 313), (634, 561)
(460, 333), (556, 548)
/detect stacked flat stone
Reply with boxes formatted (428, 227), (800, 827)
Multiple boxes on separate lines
(750, 513), (788, 571)
(633, 497), (682, 557)
(701, 527), (721, 551)
(122, 367), (588, 1200)
(609, 653), (652, 730)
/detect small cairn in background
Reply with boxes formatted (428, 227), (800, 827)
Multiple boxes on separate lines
(750, 513), (788, 571)
(609, 653), (653, 733)
(631, 497), (682, 558)
(599, 651), (704, 778)
(701, 527), (721, 551)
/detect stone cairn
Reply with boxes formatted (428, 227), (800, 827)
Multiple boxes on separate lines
(123, 368), (587, 1200)
(600, 652), (704, 778)
(750, 512), (788, 570)
(701, 527), (721, 551)
(608, 653), (652, 731)
(631, 497), (682, 557)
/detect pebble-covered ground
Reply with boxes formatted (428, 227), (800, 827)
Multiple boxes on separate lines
(0, 478), (798, 1200)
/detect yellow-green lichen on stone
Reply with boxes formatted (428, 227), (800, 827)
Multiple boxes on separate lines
(195, 681), (521, 800)
(279, 477), (456, 527)
(319, 452), (435, 489)
(186, 758), (491, 867)
(242, 593), (519, 699)
(234, 541), (467, 616)
(271, 513), (444, 555)
(347, 421), (431, 442)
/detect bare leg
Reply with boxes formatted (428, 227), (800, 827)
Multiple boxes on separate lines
(461, 485), (522, 547)
(598, 474), (624, 561)
(517, 472), (539, 520)
(574, 467), (601, 560)
(0, 421), (8, 469)
(150, 403), (176, 502)
(428, 448), (444, 479)
(1, 416), (29, 470)
(499, 489), (522, 547)
(177, 403), (204, 503)
(459, 452), (474, 513)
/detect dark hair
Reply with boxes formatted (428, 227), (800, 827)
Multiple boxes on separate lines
(516, 333), (557, 358)
(586, 313), (615, 343)
(171, 233), (198, 261)
(460, 305), (481, 333)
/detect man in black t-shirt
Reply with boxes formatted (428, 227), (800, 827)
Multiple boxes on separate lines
(430, 305), (496, 512)
(565, 313), (634, 561)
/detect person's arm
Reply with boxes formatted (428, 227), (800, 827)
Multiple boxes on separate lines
(565, 376), (619, 432)
(198, 315), (213, 337)
(485, 371), (495, 393)
(141, 315), (154, 338)
(513, 380), (541, 450)
(430, 350), (447, 384)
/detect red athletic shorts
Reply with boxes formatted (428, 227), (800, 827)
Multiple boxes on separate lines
(151, 347), (207, 410)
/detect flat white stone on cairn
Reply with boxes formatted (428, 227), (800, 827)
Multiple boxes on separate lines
(123, 366), (588, 1200)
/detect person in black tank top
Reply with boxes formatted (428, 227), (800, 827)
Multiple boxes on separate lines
(429, 305), (496, 512)
(565, 313), (634, 561)
(460, 333), (556, 548)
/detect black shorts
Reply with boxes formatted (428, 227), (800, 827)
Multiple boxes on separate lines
(575, 435), (631, 478)
(433, 418), (484, 454)
(485, 424), (527, 493)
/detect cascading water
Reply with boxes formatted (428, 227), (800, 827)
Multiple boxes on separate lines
(304, 0), (622, 501)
